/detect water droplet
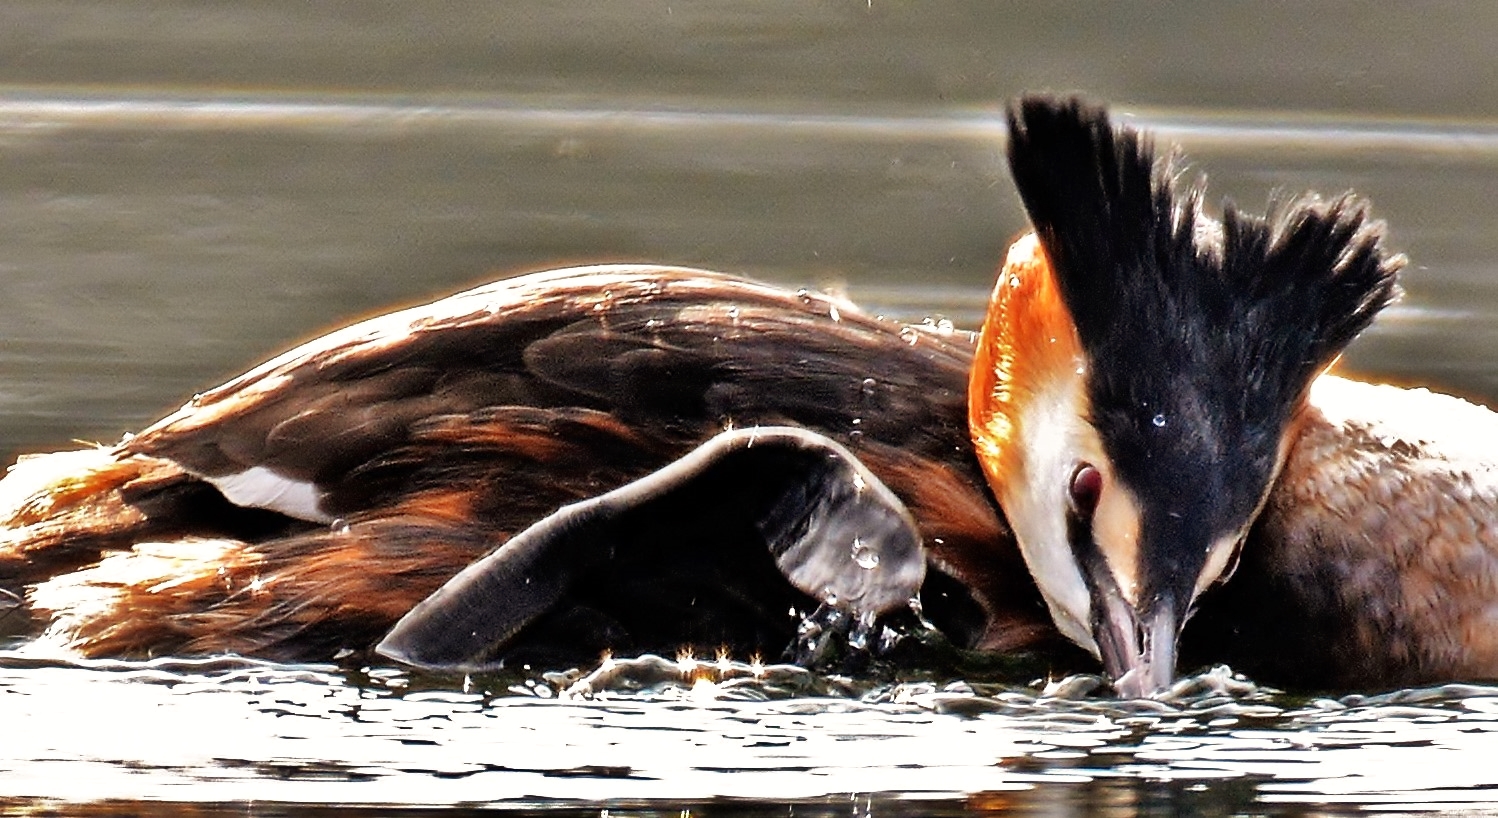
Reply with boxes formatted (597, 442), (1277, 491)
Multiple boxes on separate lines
(847, 611), (877, 651)
(330, 518), (350, 534)
(1008, 273), (1021, 288)
(860, 377), (877, 395)
(791, 602), (848, 666)
(828, 304), (841, 323)
(726, 305), (740, 323)
(936, 318), (954, 333)
(1152, 413), (1167, 428)
(898, 327), (919, 346)
(908, 595), (938, 629)
(851, 538), (880, 569)
(821, 590), (840, 607)
(878, 624), (902, 653)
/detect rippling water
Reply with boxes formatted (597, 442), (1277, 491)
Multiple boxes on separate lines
(6, 652), (1498, 814)
(6, 3), (1498, 815)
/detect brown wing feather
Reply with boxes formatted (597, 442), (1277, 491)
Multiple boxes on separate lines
(4, 265), (1052, 661)
(122, 266), (976, 495)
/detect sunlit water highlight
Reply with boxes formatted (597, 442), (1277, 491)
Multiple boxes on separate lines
(6, 88), (1498, 157)
(3, 652), (1498, 812)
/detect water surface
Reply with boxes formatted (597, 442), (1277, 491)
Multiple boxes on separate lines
(5, 653), (1498, 814)
(5, 3), (1498, 815)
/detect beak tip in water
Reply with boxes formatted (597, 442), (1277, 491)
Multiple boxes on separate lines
(1096, 595), (1181, 699)
(1109, 661), (1173, 699)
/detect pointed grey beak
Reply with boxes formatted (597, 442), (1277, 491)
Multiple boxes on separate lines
(1094, 592), (1178, 699)
(1068, 505), (1181, 698)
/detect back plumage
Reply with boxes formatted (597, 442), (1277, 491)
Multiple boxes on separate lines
(0, 265), (1048, 663)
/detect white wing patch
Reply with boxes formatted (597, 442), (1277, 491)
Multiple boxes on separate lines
(208, 466), (330, 523)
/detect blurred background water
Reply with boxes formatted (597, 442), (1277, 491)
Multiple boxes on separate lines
(3, 2), (1498, 814)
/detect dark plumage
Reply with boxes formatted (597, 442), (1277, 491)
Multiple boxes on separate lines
(0, 266), (1051, 663)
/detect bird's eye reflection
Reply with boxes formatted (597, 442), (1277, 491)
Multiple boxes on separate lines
(1068, 462), (1102, 516)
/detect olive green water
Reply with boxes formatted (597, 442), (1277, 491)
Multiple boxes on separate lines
(4, 3), (1498, 815)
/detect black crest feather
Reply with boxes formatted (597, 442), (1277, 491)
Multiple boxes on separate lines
(1004, 94), (1402, 601)
(1005, 95), (1401, 403)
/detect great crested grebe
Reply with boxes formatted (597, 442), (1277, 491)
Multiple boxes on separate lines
(0, 95), (1487, 696)
(969, 98), (1402, 695)
(0, 265), (1048, 669)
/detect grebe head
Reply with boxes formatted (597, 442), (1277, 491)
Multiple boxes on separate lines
(970, 96), (1402, 696)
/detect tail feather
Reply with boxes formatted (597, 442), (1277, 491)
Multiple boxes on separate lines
(0, 447), (312, 584)
(1, 450), (166, 583)
(24, 516), (496, 661)
(0, 447), (140, 524)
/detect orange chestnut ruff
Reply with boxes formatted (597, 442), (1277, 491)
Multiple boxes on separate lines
(971, 233), (1085, 498)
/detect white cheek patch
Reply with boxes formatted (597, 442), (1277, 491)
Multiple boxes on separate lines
(1006, 379), (1101, 657)
(207, 466), (330, 523)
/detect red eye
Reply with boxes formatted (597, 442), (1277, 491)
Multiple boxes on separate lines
(1069, 463), (1102, 515)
